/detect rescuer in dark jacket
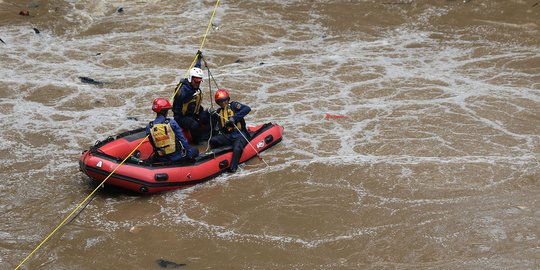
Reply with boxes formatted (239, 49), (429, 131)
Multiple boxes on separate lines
(209, 89), (251, 173)
(147, 98), (198, 162)
(172, 51), (210, 144)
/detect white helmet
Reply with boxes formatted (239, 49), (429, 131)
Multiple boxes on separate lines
(187, 67), (204, 83)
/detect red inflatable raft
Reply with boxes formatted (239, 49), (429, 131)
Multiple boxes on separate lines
(79, 122), (283, 194)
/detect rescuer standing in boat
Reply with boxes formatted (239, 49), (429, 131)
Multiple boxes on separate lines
(210, 89), (251, 173)
(172, 50), (210, 145)
(147, 98), (198, 162)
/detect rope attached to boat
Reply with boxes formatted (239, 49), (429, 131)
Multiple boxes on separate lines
(202, 55), (221, 152)
(15, 1), (221, 269)
(212, 111), (270, 167)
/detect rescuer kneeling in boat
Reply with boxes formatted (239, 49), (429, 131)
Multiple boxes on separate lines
(147, 98), (199, 163)
(210, 89), (251, 173)
(172, 50), (210, 145)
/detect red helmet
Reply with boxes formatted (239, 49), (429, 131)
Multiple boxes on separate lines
(214, 89), (230, 104)
(152, 98), (172, 113)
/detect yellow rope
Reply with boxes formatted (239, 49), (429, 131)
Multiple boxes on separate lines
(172, 0), (221, 101)
(15, 137), (148, 270)
(200, 0), (220, 53)
(15, 1), (221, 269)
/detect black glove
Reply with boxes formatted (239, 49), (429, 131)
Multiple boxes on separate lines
(225, 117), (235, 127)
(207, 108), (217, 115)
(187, 147), (199, 159)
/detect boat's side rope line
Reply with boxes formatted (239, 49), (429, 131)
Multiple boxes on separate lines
(14, 1), (221, 269)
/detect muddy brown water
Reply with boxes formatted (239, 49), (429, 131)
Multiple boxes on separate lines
(1, 0), (539, 269)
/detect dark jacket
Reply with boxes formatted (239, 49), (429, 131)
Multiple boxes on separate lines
(172, 56), (203, 117)
(216, 101), (251, 139)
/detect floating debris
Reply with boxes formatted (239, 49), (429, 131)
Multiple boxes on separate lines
(117, 7), (124, 13)
(129, 226), (141, 234)
(33, 28), (40, 34)
(156, 259), (186, 268)
(259, 62), (265, 65)
(533, 2), (539, 7)
(383, 1), (412, 4)
(79, 76), (105, 86)
(19, 10), (30, 16)
(325, 113), (346, 119)
(127, 117), (138, 121)
(234, 59), (243, 63)
(0, 38), (5, 45)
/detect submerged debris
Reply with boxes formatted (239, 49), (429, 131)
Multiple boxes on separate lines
(383, 1), (412, 5)
(156, 259), (186, 268)
(79, 76), (105, 86)
(533, 2), (538, 7)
